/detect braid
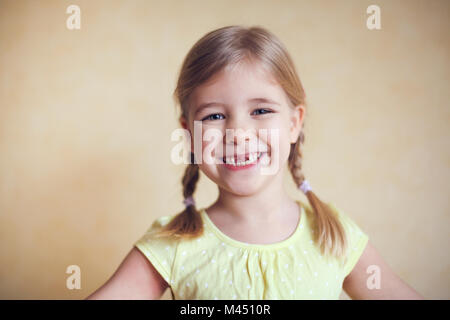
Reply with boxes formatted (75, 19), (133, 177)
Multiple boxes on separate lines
(288, 132), (305, 187)
(182, 153), (199, 199)
(154, 153), (203, 239)
(289, 131), (348, 261)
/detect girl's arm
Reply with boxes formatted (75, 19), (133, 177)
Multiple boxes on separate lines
(342, 240), (425, 300)
(85, 247), (169, 300)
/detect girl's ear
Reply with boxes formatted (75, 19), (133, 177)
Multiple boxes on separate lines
(180, 116), (195, 153)
(179, 116), (188, 130)
(289, 105), (305, 143)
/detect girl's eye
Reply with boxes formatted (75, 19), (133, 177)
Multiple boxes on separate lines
(201, 113), (225, 121)
(252, 108), (273, 116)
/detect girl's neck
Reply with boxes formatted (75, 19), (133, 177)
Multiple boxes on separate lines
(209, 175), (297, 225)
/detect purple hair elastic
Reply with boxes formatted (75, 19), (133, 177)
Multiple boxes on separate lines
(183, 196), (195, 207)
(299, 179), (312, 194)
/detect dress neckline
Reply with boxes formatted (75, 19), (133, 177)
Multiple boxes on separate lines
(200, 200), (306, 250)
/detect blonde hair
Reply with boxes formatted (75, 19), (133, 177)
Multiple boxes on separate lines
(154, 25), (348, 261)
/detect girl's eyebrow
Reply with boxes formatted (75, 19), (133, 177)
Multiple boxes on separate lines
(248, 97), (281, 106)
(194, 102), (227, 117)
(194, 97), (280, 116)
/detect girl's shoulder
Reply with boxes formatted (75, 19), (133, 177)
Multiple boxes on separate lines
(138, 210), (181, 233)
(134, 213), (180, 286)
(149, 213), (178, 229)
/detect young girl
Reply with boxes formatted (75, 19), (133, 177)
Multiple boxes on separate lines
(87, 25), (423, 300)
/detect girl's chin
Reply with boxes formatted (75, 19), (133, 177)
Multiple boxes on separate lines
(220, 178), (266, 196)
(223, 186), (261, 197)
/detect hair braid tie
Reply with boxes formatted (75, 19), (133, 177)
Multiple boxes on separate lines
(183, 196), (195, 207)
(299, 179), (312, 194)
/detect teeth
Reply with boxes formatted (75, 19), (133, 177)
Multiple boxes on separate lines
(224, 152), (262, 166)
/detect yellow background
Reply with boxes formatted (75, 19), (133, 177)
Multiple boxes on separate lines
(0, 0), (448, 299)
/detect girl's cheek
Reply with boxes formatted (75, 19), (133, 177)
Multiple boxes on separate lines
(262, 128), (294, 158)
(201, 137), (223, 163)
(257, 115), (282, 126)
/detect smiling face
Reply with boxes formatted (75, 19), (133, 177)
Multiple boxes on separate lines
(180, 59), (305, 196)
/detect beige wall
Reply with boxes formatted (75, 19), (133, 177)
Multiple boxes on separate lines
(0, 0), (448, 299)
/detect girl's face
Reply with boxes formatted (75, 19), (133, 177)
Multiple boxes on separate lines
(181, 60), (305, 196)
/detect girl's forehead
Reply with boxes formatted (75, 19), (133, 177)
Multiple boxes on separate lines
(190, 61), (287, 108)
(218, 60), (279, 87)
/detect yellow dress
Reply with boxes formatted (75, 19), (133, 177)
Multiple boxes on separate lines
(134, 200), (369, 300)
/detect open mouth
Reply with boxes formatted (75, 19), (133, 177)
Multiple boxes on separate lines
(222, 152), (264, 167)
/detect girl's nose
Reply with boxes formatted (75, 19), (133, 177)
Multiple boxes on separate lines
(224, 130), (250, 146)
(223, 118), (258, 149)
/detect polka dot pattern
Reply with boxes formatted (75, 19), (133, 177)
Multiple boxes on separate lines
(133, 200), (369, 300)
